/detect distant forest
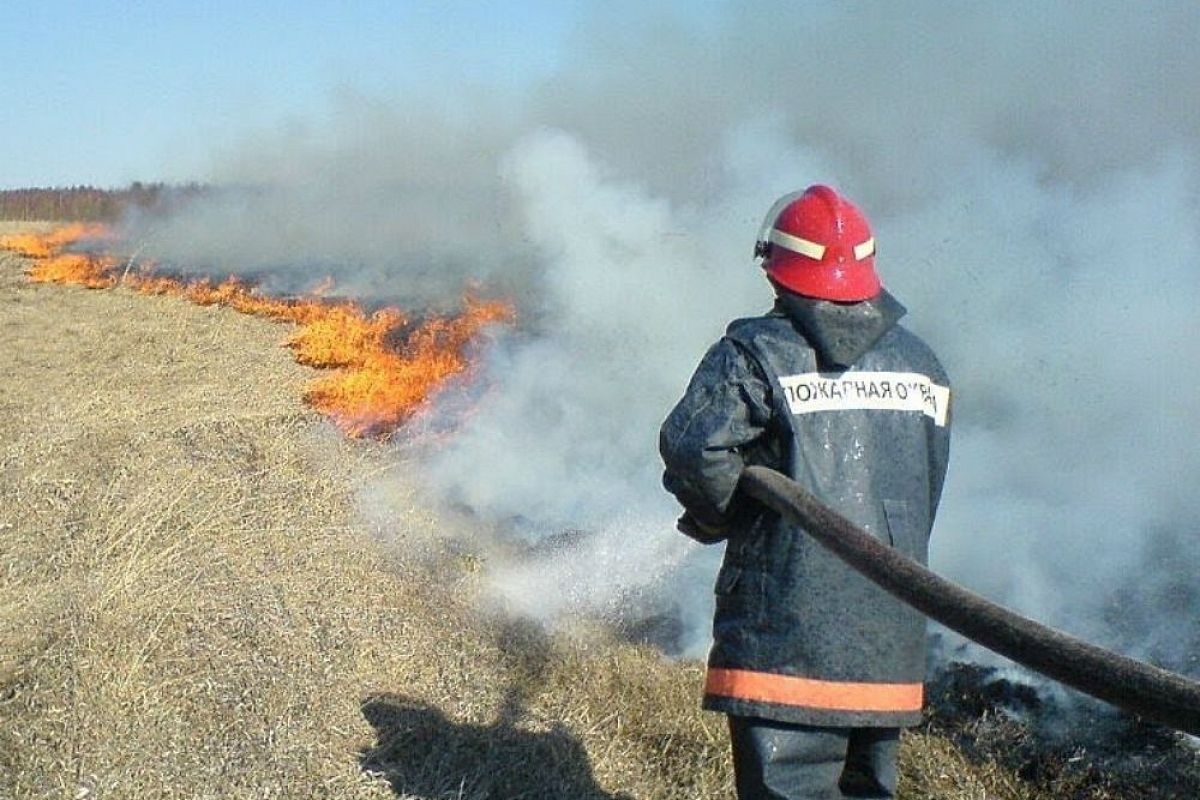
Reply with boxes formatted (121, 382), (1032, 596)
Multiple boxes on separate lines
(0, 183), (206, 222)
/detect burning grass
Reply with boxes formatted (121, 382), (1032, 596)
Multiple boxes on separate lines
(0, 224), (514, 438)
(2, 221), (1194, 799)
(0, 226), (726, 799)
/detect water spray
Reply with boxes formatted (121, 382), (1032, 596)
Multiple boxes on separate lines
(739, 465), (1200, 735)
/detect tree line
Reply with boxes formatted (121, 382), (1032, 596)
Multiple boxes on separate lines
(0, 183), (206, 222)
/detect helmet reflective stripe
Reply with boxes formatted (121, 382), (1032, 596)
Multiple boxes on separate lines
(854, 237), (875, 261)
(768, 228), (826, 260)
(755, 190), (807, 258)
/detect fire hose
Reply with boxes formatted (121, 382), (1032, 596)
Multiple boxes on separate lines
(738, 465), (1200, 736)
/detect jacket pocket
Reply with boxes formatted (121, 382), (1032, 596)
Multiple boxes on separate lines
(713, 564), (768, 626)
(883, 499), (928, 562)
(883, 499), (910, 550)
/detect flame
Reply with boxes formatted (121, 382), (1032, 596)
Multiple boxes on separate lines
(0, 224), (514, 437)
(298, 298), (512, 436)
(0, 222), (113, 259)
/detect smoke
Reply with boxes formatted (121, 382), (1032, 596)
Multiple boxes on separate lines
(404, 128), (824, 645)
(123, 88), (535, 309)
(893, 154), (1200, 671)
(136, 2), (1200, 671)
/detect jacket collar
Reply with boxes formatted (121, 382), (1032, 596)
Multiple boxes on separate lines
(772, 287), (906, 369)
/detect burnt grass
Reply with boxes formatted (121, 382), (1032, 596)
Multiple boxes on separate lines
(925, 660), (1200, 799)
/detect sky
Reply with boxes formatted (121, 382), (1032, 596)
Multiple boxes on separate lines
(0, 0), (669, 188)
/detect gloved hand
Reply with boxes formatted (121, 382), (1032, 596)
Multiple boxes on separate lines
(676, 511), (729, 544)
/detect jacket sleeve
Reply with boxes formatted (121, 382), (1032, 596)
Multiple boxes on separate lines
(659, 337), (774, 532)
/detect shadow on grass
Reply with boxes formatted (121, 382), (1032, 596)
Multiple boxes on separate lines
(360, 693), (628, 800)
(361, 620), (630, 799)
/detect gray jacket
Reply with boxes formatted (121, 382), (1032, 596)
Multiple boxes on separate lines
(660, 290), (951, 727)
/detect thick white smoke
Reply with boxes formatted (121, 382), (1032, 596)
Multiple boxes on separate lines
(409, 128), (832, 646)
(140, 3), (1200, 670)
(884, 150), (1200, 670)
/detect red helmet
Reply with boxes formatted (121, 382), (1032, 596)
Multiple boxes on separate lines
(754, 185), (880, 302)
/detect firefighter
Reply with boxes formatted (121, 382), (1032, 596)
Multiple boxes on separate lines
(659, 185), (951, 799)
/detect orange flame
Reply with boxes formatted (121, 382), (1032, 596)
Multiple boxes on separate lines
(0, 224), (514, 438)
(0, 222), (113, 259)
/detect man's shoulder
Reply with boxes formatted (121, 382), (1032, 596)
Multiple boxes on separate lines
(876, 324), (949, 383)
(724, 310), (795, 342)
(721, 311), (817, 372)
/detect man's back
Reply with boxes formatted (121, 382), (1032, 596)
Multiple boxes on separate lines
(661, 296), (951, 727)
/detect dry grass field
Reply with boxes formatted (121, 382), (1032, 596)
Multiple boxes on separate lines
(0, 221), (1188, 799)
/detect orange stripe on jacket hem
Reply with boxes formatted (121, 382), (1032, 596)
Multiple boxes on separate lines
(705, 668), (924, 712)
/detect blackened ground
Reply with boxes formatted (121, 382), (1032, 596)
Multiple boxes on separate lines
(926, 661), (1200, 800)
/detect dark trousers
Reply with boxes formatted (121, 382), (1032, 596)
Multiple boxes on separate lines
(727, 716), (900, 800)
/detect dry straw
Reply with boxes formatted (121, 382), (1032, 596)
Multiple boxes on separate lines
(1, 222), (1188, 799)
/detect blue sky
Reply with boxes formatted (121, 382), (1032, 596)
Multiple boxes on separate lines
(0, 0), (619, 188)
